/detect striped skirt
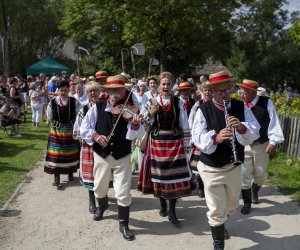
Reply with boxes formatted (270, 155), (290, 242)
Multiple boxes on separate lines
(189, 145), (201, 174)
(44, 125), (79, 175)
(79, 143), (94, 189)
(138, 130), (194, 199)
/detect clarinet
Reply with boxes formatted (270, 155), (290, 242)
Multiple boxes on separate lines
(223, 99), (242, 166)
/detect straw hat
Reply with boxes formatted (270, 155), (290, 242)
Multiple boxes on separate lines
(95, 71), (108, 79)
(102, 75), (127, 89)
(208, 71), (233, 85)
(237, 79), (259, 91)
(178, 81), (191, 90)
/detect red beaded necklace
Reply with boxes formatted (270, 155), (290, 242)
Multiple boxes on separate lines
(160, 94), (172, 111)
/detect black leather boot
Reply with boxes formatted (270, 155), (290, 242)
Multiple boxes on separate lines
(53, 174), (60, 187)
(93, 196), (109, 221)
(224, 226), (230, 240)
(68, 172), (74, 181)
(168, 199), (180, 225)
(241, 189), (252, 215)
(118, 206), (135, 241)
(211, 224), (225, 250)
(88, 190), (97, 214)
(251, 183), (261, 204)
(198, 179), (205, 198)
(159, 197), (168, 217)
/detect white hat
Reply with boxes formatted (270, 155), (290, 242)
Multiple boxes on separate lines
(50, 76), (59, 82)
(257, 87), (267, 96)
(137, 80), (146, 87)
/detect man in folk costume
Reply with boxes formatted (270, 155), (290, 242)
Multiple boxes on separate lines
(80, 75), (144, 241)
(178, 81), (196, 116)
(95, 70), (109, 99)
(238, 79), (284, 215)
(192, 71), (260, 250)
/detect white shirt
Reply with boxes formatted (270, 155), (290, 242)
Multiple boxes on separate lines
(142, 91), (157, 107)
(47, 96), (82, 121)
(246, 95), (284, 145)
(80, 100), (145, 146)
(73, 93), (88, 106)
(140, 95), (190, 148)
(191, 99), (260, 155)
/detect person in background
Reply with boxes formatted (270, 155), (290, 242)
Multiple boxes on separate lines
(47, 76), (59, 99)
(29, 82), (43, 127)
(9, 77), (22, 109)
(177, 81), (195, 116)
(69, 82), (76, 96)
(132, 80), (147, 107)
(142, 76), (158, 106)
(0, 75), (9, 97)
(192, 71), (260, 250)
(38, 73), (48, 121)
(44, 80), (81, 189)
(73, 81), (101, 215)
(0, 98), (22, 137)
(95, 71), (109, 99)
(19, 76), (29, 112)
(238, 79), (284, 215)
(74, 83), (88, 105)
(189, 81), (212, 198)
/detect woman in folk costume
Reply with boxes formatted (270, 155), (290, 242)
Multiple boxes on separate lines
(73, 81), (101, 214)
(189, 81), (212, 198)
(44, 80), (81, 188)
(138, 71), (194, 225)
(141, 76), (159, 106)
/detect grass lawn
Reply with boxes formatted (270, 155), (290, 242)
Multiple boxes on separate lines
(268, 152), (300, 202)
(0, 111), (49, 208)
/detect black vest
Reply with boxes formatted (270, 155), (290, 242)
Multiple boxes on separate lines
(151, 96), (181, 135)
(199, 99), (245, 168)
(250, 96), (270, 144)
(51, 97), (76, 126)
(93, 100), (132, 160)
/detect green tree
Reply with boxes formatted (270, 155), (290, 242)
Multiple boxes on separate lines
(0, 0), (66, 76)
(61, 0), (240, 77)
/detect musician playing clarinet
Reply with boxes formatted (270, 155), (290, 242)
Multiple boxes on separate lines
(80, 75), (145, 241)
(191, 71), (260, 250)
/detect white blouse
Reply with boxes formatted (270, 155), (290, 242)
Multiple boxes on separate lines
(80, 100), (145, 146)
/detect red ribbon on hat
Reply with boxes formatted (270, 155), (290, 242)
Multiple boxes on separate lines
(241, 83), (258, 89)
(106, 80), (125, 86)
(209, 75), (231, 84)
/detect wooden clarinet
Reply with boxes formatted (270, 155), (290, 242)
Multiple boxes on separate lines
(223, 99), (241, 166)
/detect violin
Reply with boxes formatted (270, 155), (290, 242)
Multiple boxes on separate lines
(111, 104), (140, 121)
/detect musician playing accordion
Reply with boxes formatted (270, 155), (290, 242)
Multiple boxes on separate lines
(191, 71), (260, 250)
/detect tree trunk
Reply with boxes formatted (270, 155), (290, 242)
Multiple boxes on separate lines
(160, 30), (167, 73)
(0, 0), (10, 76)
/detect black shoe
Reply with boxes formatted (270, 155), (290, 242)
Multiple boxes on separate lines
(198, 181), (205, 198)
(251, 183), (261, 204)
(118, 206), (135, 241)
(109, 181), (113, 188)
(119, 221), (135, 241)
(168, 199), (180, 225)
(224, 226), (230, 240)
(53, 174), (60, 187)
(211, 224), (225, 250)
(159, 197), (168, 217)
(93, 197), (109, 221)
(241, 189), (252, 215)
(68, 173), (74, 181)
(88, 190), (97, 214)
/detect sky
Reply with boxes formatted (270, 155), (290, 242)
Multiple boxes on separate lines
(283, 0), (300, 12)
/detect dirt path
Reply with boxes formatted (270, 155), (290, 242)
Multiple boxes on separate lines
(0, 159), (299, 250)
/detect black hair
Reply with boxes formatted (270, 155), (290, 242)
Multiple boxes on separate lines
(58, 80), (70, 89)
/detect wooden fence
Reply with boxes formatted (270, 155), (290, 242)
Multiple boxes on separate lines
(278, 114), (300, 158)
